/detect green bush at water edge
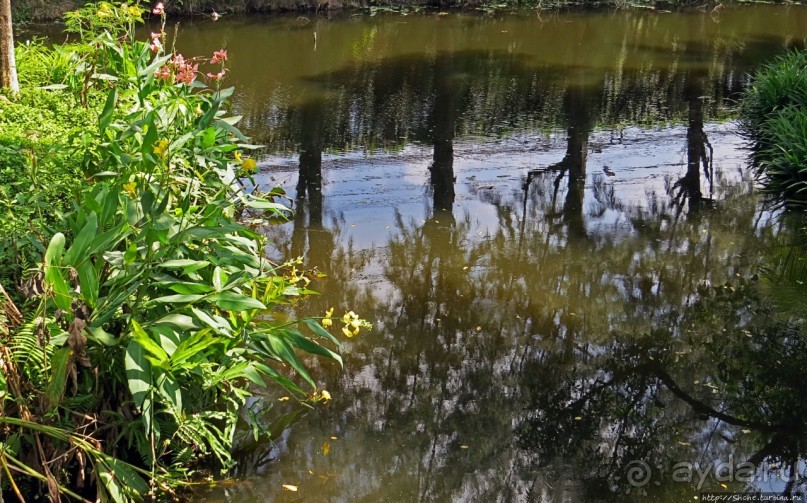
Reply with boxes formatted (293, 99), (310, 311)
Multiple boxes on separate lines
(0, 3), (366, 501)
(740, 50), (807, 208)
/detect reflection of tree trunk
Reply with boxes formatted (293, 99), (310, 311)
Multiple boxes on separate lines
(644, 362), (777, 432)
(561, 85), (593, 241)
(297, 145), (323, 226)
(431, 139), (455, 215)
(678, 76), (712, 215)
(563, 131), (587, 241)
(292, 102), (326, 260)
(295, 101), (325, 226)
(428, 56), (462, 217)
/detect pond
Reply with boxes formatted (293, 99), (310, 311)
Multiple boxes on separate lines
(174, 6), (807, 501)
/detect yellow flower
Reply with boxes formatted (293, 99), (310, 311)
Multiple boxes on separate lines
(321, 307), (334, 328)
(234, 151), (242, 162)
(153, 139), (169, 157)
(97, 3), (112, 18)
(122, 182), (136, 197)
(321, 390), (331, 401)
(340, 310), (364, 337)
(241, 158), (257, 173)
(337, 310), (370, 337)
(342, 311), (358, 324)
(127, 5), (142, 18)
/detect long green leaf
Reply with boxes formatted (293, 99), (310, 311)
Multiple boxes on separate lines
(150, 293), (206, 305)
(282, 330), (343, 368)
(157, 372), (182, 414)
(45, 347), (72, 410)
(44, 234), (72, 312)
(303, 319), (342, 346)
(99, 88), (117, 136)
(130, 320), (168, 363)
(124, 340), (152, 409)
(262, 333), (314, 388)
(44, 232), (65, 267)
(209, 291), (266, 312)
(77, 260), (99, 309)
(64, 213), (98, 266)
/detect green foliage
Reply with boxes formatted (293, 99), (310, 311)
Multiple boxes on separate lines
(740, 50), (807, 208)
(1, 2), (360, 500)
(64, 1), (146, 38)
(0, 88), (95, 286)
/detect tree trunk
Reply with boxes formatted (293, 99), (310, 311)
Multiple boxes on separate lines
(0, 0), (19, 93)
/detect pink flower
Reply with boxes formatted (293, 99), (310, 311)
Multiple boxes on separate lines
(206, 69), (227, 81)
(210, 49), (228, 64)
(161, 53), (199, 85)
(155, 66), (171, 80)
(149, 34), (162, 53)
(152, 2), (164, 15)
(175, 63), (198, 85)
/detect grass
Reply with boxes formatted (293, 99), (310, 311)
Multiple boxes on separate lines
(740, 50), (807, 208)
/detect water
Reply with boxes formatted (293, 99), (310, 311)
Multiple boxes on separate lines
(177, 6), (807, 501)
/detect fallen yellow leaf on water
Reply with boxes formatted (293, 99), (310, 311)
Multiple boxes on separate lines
(574, 416), (582, 421)
(330, 436), (338, 440)
(720, 483), (728, 489)
(742, 429), (752, 434)
(282, 484), (298, 492)
(279, 396), (290, 401)
(476, 326), (482, 331)
(322, 442), (331, 455)
(460, 445), (469, 449)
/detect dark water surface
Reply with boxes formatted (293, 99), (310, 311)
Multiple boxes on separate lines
(181, 6), (807, 502)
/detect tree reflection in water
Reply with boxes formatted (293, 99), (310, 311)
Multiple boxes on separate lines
(195, 9), (807, 502)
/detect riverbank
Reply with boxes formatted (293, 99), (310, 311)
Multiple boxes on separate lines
(11, 0), (805, 22)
